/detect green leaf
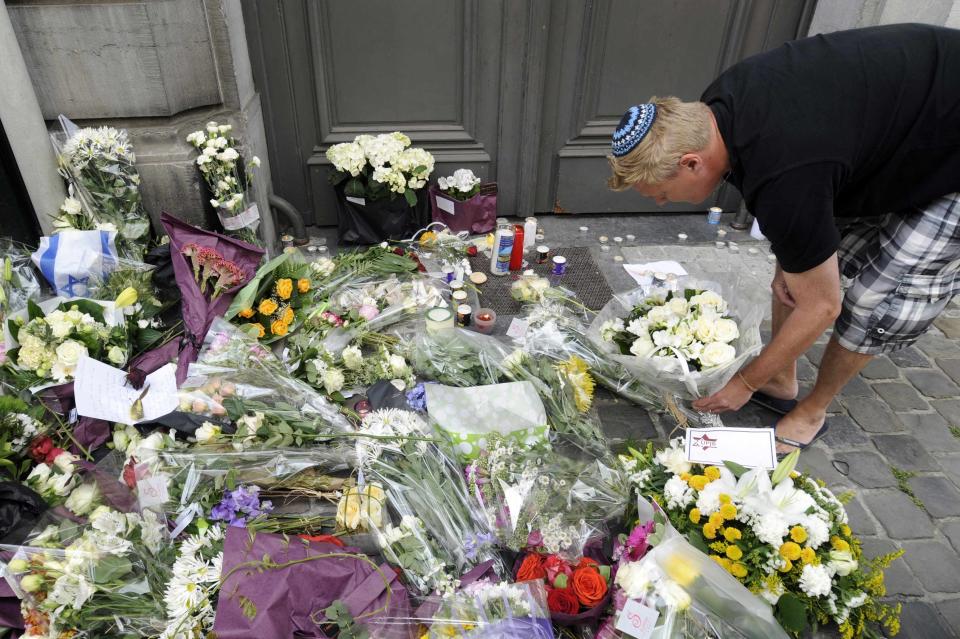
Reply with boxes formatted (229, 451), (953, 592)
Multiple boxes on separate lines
(687, 529), (710, 554)
(59, 299), (107, 324)
(723, 460), (749, 478)
(403, 188), (417, 207)
(93, 555), (132, 584)
(344, 177), (366, 198)
(7, 318), (19, 342)
(776, 593), (810, 633)
(238, 594), (258, 620)
(27, 300), (43, 321)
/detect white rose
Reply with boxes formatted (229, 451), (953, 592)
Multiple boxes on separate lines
(323, 368), (345, 394)
(206, 122), (219, 132)
(194, 422), (221, 444)
(55, 340), (88, 368)
(667, 297), (689, 316)
(714, 318), (740, 343)
(49, 472), (76, 496)
(250, 155), (261, 167)
(107, 345), (126, 365)
(27, 463), (52, 484)
(342, 345), (363, 371)
(699, 342), (736, 368)
(646, 305), (674, 327)
(654, 443), (692, 475)
(388, 354), (408, 377)
(202, 146), (217, 156)
(630, 335), (657, 358)
(94, 221), (117, 233)
(112, 428), (129, 451)
(53, 453), (77, 474)
(218, 124), (233, 134)
(693, 317), (717, 342)
(65, 483), (100, 516)
(47, 313), (73, 339)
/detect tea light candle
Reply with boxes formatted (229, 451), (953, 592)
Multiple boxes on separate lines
(716, 229), (728, 238)
(474, 308), (497, 334)
(677, 233), (688, 241)
(625, 234), (636, 242)
(425, 307), (454, 334)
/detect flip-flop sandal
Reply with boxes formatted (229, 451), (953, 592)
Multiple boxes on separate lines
(749, 390), (799, 416)
(775, 420), (830, 460)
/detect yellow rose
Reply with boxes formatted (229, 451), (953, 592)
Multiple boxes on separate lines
(688, 508), (701, 524)
(726, 545), (743, 561)
(298, 278), (311, 294)
(704, 466), (721, 481)
(258, 298), (279, 316)
(723, 527), (742, 542)
(780, 542), (801, 561)
(270, 319), (288, 336)
(719, 503), (737, 520)
(281, 306), (295, 325)
(276, 278), (293, 300)
(790, 526), (808, 544)
(688, 475), (709, 491)
(238, 307), (255, 318)
(250, 323), (266, 338)
(336, 489), (363, 530)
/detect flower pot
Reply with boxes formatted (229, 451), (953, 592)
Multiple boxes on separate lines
(335, 184), (430, 245)
(429, 183), (498, 234)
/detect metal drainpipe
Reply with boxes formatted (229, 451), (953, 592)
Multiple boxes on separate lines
(268, 194), (309, 246)
(731, 201), (752, 230)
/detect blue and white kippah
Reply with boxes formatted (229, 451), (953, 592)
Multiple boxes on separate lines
(611, 103), (657, 157)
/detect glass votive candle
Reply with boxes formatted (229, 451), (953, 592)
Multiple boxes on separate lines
(474, 308), (497, 334)
(425, 307), (454, 334)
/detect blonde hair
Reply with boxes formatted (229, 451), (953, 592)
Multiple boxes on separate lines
(607, 97), (712, 190)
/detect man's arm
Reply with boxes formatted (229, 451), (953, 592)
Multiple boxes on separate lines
(693, 253), (841, 413)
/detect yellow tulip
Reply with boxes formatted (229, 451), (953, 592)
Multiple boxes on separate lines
(114, 286), (138, 310)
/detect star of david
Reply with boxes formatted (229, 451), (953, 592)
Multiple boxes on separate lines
(61, 274), (89, 297)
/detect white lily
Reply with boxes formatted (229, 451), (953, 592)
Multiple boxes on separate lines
(695, 466), (767, 515)
(743, 472), (817, 525)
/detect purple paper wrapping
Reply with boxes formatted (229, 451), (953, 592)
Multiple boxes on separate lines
(213, 528), (413, 639)
(0, 580), (24, 636)
(129, 212), (264, 384)
(413, 559), (499, 621)
(428, 184), (497, 235)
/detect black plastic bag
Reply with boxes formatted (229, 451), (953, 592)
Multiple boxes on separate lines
(335, 184), (430, 245)
(0, 482), (47, 545)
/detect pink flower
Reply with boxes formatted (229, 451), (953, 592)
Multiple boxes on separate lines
(544, 555), (573, 583)
(0, 344), (6, 365)
(358, 304), (379, 321)
(527, 530), (544, 548)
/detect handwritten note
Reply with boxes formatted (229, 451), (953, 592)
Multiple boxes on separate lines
(615, 599), (660, 639)
(74, 358), (179, 425)
(685, 427), (777, 470)
(505, 318), (529, 340)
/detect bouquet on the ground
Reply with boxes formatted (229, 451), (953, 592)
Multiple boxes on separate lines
(0, 396), (46, 481)
(4, 298), (127, 389)
(515, 549), (612, 625)
(156, 523), (223, 639)
(618, 440), (902, 637)
(589, 278), (764, 400)
(1, 507), (169, 638)
(408, 327), (506, 388)
(0, 240), (42, 329)
(186, 121), (262, 244)
(511, 272), (553, 303)
(52, 119), (151, 260)
(437, 169), (481, 201)
(297, 339), (416, 399)
(327, 132), (435, 207)
(412, 579), (555, 638)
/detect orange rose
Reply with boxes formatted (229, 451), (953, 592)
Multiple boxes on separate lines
(276, 278), (293, 300)
(258, 298), (278, 316)
(250, 323), (266, 338)
(516, 553), (547, 581)
(297, 278), (310, 294)
(238, 307), (255, 318)
(270, 319), (288, 336)
(571, 565), (607, 608)
(281, 306), (295, 325)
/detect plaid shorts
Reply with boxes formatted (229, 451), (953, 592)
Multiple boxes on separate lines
(834, 193), (960, 354)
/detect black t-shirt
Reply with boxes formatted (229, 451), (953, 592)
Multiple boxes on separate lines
(701, 24), (960, 272)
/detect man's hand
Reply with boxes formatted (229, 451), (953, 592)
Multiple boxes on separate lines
(692, 373), (754, 414)
(771, 264), (796, 308)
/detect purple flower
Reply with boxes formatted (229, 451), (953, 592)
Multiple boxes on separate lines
(624, 521), (654, 561)
(463, 532), (496, 560)
(405, 383), (427, 412)
(526, 530), (544, 548)
(210, 484), (273, 528)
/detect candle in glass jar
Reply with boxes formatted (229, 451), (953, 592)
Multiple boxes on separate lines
(425, 307), (454, 334)
(474, 308), (497, 334)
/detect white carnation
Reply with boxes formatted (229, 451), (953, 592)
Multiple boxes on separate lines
(803, 516), (831, 549)
(626, 318), (649, 337)
(342, 345), (363, 370)
(614, 561), (657, 600)
(664, 475), (694, 510)
(799, 563), (833, 598)
(322, 368), (345, 394)
(752, 513), (790, 546)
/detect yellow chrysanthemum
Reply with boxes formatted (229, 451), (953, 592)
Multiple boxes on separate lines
(723, 527), (742, 542)
(703, 523), (718, 540)
(780, 542), (801, 561)
(790, 526), (808, 544)
(297, 278), (311, 293)
(688, 475), (709, 491)
(840, 524), (852, 537)
(778, 559), (793, 573)
(708, 512), (724, 528)
(710, 554), (726, 567)
(800, 547), (817, 565)
(276, 278), (293, 300)
(238, 307), (255, 319)
(270, 319), (289, 336)
(680, 472), (692, 482)
(730, 562), (748, 579)
(831, 536), (850, 552)
(557, 356), (595, 412)
(688, 508), (701, 524)
(258, 298), (279, 316)
(719, 503), (737, 520)
(726, 545), (743, 561)
(704, 466), (721, 481)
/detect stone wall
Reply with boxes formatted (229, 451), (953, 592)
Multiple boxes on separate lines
(809, 0), (960, 33)
(6, 0), (274, 244)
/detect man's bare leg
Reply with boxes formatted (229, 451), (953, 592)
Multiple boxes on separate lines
(776, 336), (873, 453)
(759, 290), (800, 400)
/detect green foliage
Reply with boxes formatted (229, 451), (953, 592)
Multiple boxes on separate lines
(776, 593), (810, 634)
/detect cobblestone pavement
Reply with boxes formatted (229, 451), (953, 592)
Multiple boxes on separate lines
(584, 233), (960, 639)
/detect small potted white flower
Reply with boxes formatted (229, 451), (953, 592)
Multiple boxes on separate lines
(429, 168), (498, 234)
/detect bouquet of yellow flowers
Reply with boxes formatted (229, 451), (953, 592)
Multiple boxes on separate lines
(228, 251), (312, 340)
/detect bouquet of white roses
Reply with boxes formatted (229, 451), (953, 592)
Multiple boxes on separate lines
(186, 121), (262, 244)
(589, 278), (764, 400)
(437, 168), (481, 201)
(326, 132), (435, 206)
(52, 120), (151, 260)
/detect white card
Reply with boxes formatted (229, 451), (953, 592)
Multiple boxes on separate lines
(505, 317), (528, 339)
(74, 358), (179, 425)
(623, 261), (688, 286)
(436, 195), (456, 215)
(137, 474), (170, 509)
(346, 196), (366, 206)
(615, 599), (660, 639)
(685, 427), (777, 470)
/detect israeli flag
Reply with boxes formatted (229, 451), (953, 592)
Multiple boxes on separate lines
(31, 230), (118, 298)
